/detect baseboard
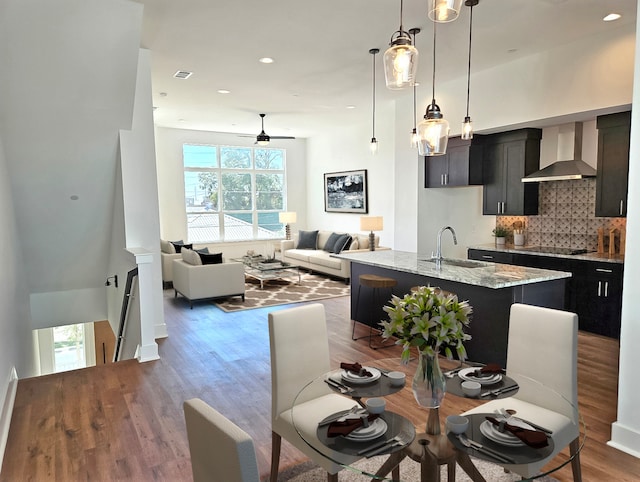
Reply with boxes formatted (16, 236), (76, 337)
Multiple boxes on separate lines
(0, 367), (18, 469)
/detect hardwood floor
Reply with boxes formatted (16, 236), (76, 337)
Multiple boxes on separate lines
(2, 291), (639, 481)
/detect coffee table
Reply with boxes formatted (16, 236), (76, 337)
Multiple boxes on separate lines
(233, 256), (301, 289)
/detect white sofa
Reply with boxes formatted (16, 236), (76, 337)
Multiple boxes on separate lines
(280, 230), (388, 281)
(172, 250), (245, 308)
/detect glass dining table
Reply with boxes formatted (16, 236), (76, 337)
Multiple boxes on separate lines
(290, 357), (586, 481)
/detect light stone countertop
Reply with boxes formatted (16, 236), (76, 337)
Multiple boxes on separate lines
(468, 244), (625, 264)
(333, 250), (571, 290)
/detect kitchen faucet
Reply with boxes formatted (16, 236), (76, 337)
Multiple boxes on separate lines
(432, 226), (457, 269)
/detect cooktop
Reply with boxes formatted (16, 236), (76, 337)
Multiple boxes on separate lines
(516, 246), (593, 255)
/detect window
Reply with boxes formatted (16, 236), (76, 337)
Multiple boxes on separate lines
(183, 144), (287, 242)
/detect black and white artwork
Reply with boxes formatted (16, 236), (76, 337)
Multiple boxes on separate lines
(324, 170), (368, 213)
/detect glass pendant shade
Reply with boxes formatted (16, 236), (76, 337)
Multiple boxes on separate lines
(428, 0), (464, 23)
(461, 117), (473, 140)
(410, 128), (419, 148)
(383, 40), (418, 90)
(417, 104), (449, 156)
(370, 137), (379, 154)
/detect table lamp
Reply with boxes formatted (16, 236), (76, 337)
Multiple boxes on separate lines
(360, 216), (383, 251)
(279, 211), (297, 240)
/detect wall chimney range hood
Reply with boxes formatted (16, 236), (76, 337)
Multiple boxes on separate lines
(522, 122), (596, 182)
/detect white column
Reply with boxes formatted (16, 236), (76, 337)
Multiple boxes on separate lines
(609, 0), (640, 458)
(129, 248), (159, 362)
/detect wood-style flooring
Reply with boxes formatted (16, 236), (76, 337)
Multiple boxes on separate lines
(2, 291), (639, 481)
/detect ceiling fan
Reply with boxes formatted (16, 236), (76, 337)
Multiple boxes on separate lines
(251, 113), (295, 145)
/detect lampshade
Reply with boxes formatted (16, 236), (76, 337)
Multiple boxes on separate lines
(417, 104), (450, 156)
(278, 211), (297, 224)
(383, 0), (418, 90)
(428, 0), (464, 23)
(360, 216), (384, 232)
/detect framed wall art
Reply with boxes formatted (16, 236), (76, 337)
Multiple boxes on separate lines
(324, 169), (368, 213)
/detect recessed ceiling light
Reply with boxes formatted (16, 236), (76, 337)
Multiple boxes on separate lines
(70, 195), (79, 201)
(259, 57), (274, 64)
(217, 89), (231, 94)
(346, 105), (356, 109)
(507, 48), (518, 54)
(603, 13), (621, 22)
(159, 92), (168, 97)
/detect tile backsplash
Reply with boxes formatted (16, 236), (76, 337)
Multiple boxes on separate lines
(497, 179), (626, 252)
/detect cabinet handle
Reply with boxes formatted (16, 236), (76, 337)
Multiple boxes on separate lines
(597, 281), (602, 297)
(481, 255), (494, 259)
(620, 200), (624, 216)
(502, 202), (506, 214)
(441, 174), (444, 185)
(595, 268), (613, 273)
(444, 173), (448, 185)
(604, 281), (609, 297)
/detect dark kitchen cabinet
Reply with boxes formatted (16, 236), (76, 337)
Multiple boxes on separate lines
(595, 111), (631, 217)
(424, 136), (483, 188)
(482, 129), (541, 215)
(571, 260), (623, 338)
(468, 248), (623, 338)
(467, 249), (513, 264)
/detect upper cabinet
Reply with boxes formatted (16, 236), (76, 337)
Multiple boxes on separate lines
(482, 128), (542, 215)
(595, 111), (631, 217)
(424, 136), (483, 188)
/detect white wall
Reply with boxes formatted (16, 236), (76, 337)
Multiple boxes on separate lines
(610, 0), (640, 458)
(155, 127), (308, 253)
(305, 99), (396, 246)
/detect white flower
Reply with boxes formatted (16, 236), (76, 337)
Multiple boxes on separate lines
(380, 286), (472, 364)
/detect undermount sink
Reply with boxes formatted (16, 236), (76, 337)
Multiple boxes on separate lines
(421, 258), (486, 269)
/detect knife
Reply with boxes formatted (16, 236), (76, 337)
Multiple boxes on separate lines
(324, 378), (353, 394)
(480, 384), (518, 397)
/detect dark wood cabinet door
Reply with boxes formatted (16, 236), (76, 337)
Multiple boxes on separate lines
(482, 143), (504, 214)
(468, 249), (513, 264)
(595, 112), (630, 217)
(425, 156), (448, 187)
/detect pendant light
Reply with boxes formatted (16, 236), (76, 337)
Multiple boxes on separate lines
(383, 0), (419, 90)
(417, 20), (449, 156)
(408, 28), (421, 148)
(461, 0), (478, 140)
(369, 48), (379, 154)
(428, 0), (464, 23)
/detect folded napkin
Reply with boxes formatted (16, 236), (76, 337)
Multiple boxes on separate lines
(469, 363), (504, 377)
(340, 362), (373, 377)
(485, 416), (549, 448)
(326, 414), (380, 438)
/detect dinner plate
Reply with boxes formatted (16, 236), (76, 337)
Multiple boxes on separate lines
(341, 367), (381, 384)
(345, 418), (388, 442)
(458, 367), (502, 385)
(479, 420), (525, 447)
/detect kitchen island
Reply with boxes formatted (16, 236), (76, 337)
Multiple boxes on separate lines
(334, 250), (571, 366)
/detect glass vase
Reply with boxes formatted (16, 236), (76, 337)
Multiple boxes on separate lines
(412, 352), (446, 409)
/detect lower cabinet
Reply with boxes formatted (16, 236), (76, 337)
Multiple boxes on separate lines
(467, 249), (623, 338)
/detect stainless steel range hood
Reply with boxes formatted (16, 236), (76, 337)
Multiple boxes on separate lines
(522, 122), (597, 182)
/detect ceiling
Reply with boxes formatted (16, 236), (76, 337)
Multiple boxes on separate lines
(136, 0), (637, 139)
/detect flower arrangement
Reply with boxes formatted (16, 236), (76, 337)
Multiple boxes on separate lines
(492, 226), (509, 238)
(379, 286), (472, 364)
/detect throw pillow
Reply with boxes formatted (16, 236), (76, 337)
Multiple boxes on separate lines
(333, 234), (353, 254)
(199, 252), (223, 265)
(181, 248), (202, 265)
(349, 237), (359, 250)
(160, 239), (175, 254)
(297, 230), (319, 250)
(195, 247), (209, 254)
(323, 232), (342, 253)
(171, 240), (192, 253)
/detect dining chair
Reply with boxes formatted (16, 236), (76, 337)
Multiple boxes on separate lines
(463, 303), (582, 481)
(268, 303), (365, 482)
(183, 398), (260, 482)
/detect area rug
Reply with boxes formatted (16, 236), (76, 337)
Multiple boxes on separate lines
(274, 456), (559, 481)
(214, 273), (350, 312)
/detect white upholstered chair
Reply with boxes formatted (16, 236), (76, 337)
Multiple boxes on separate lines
(183, 398), (260, 482)
(268, 303), (364, 482)
(463, 303), (582, 481)
(172, 259), (245, 308)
